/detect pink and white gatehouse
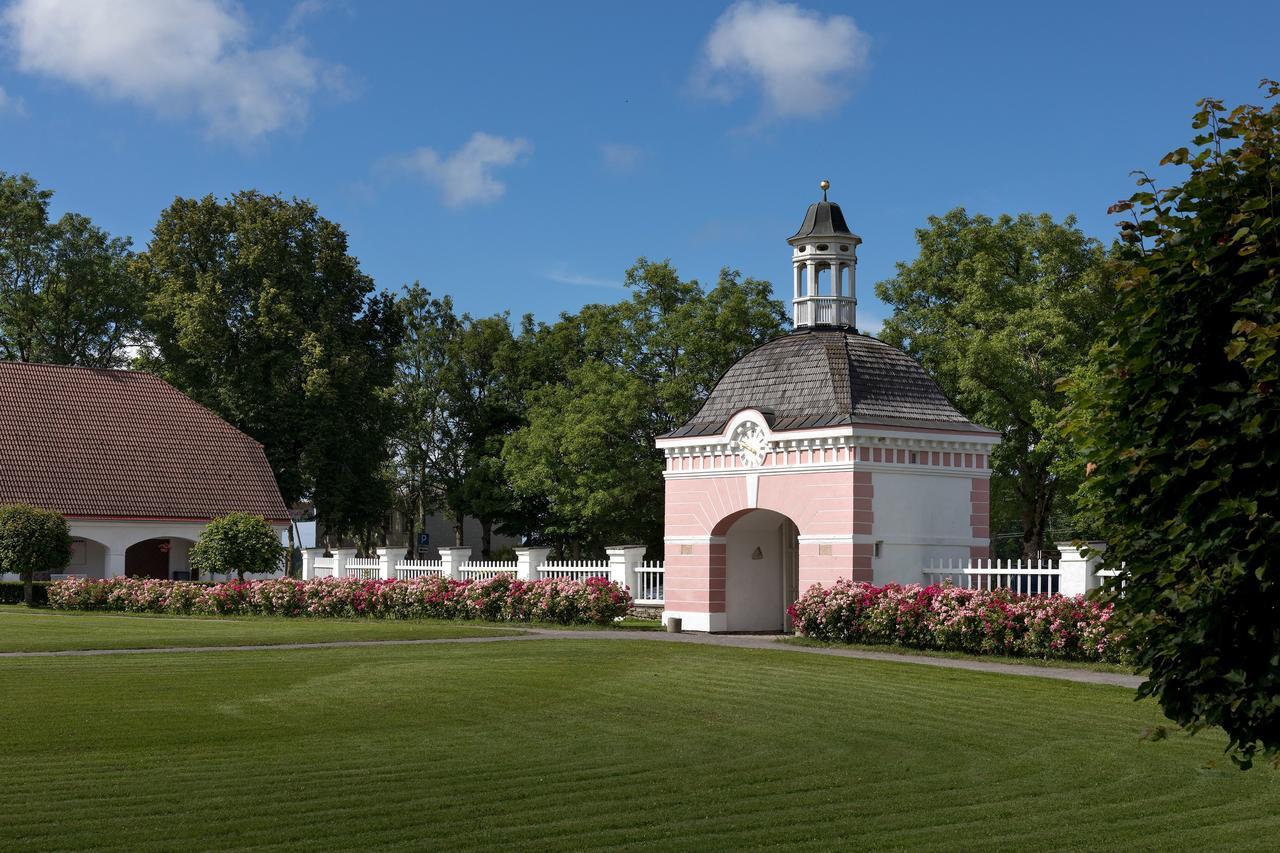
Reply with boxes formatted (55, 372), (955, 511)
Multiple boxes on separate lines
(656, 188), (999, 632)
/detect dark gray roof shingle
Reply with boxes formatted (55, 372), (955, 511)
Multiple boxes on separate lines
(667, 328), (995, 437)
(788, 201), (860, 243)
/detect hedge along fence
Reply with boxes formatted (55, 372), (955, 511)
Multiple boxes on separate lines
(789, 580), (1125, 664)
(48, 575), (632, 626)
(0, 581), (49, 606)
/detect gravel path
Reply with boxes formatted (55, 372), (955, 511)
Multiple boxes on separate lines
(0, 627), (1145, 688)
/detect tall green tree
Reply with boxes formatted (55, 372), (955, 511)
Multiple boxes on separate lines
(392, 286), (525, 556)
(1062, 82), (1280, 767)
(875, 210), (1117, 556)
(139, 191), (401, 544)
(392, 285), (464, 555)
(502, 259), (787, 554)
(0, 504), (70, 606)
(0, 172), (141, 367)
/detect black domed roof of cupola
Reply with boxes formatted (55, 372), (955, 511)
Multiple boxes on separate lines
(666, 328), (996, 438)
(789, 200), (860, 243)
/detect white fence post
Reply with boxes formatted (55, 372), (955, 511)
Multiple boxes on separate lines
(377, 547), (405, 581)
(606, 545), (647, 591)
(331, 548), (356, 579)
(439, 547), (473, 580)
(301, 547), (324, 581)
(1057, 541), (1105, 596)
(515, 546), (551, 581)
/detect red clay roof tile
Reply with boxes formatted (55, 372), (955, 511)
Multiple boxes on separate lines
(0, 361), (289, 522)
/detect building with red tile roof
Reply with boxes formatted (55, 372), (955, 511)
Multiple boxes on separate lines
(0, 361), (289, 580)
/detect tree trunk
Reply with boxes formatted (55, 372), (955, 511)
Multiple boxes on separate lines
(1021, 478), (1054, 558)
(453, 512), (464, 547)
(480, 519), (493, 559)
(23, 576), (33, 607)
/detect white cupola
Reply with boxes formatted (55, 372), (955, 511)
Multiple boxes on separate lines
(787, 180), (862, 329)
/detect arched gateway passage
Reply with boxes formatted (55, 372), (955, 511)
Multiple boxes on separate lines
(717, 509), (799, 632)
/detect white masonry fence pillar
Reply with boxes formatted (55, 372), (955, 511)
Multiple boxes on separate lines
(1056, 541), (1107, 597)
(331, 548), (357, 579)
(301, 547), (325, 581)
(439, 547), (473, 580)
(606, 545), (647, 593)
(377, 547), (405, 581)
(515, 546), (552, 581)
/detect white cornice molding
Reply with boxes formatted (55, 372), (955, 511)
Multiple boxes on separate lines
(663, 462), (992, 481)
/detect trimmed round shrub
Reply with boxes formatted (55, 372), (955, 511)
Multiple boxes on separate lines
(0, 503), (71, 605)
(190, 513), (284, 581)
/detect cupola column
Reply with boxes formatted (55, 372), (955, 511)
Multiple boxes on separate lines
(787, 180), (862, 330)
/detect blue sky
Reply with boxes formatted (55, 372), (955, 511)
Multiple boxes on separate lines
(2, 0), (1278, 333)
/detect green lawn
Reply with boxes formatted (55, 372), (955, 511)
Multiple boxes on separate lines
(1, 638), (1276, 850)
(0, 607), (519, 652)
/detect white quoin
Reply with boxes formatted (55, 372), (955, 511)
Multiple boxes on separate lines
(606, 545), (647, 591)
(439, 547), (473, 580)
(1057, 542), (1106, 597)
(515, 546), (552, 581)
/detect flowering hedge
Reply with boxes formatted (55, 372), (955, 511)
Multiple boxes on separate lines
(789, 580), (1125, 663)
(47, 575), (631, 625)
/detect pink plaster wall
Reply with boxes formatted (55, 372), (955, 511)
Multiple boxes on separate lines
(969, 477), (990, 559)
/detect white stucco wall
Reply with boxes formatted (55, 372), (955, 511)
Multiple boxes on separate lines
(724, 510), (789, 631)
(871, 471), (977, 585)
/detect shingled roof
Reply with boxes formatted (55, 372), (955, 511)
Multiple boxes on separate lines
(667, 328), (997, 438)
(0, 362), (289, 521)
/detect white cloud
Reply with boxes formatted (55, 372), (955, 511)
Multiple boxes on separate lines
(600, 142), (643, 174)
(395, 132), (532, 207)
(0, 84), (24, 114)
(544, 263), (624, 290)
(2, 0), (333, 139)
(694, 0), (870, 121)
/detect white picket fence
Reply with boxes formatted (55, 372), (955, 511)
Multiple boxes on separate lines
(923, 547), (1116, 597)
(923, 558), (1062, 595)
(301, 547), (664, 606)
(633, 562), (665, 605)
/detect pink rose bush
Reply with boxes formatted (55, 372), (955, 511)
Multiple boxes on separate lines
(789, 580), (1125, 663)
(47, 575), (632, 625)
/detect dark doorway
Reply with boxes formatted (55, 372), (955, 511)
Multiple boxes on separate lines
(125, 539), (171, 579)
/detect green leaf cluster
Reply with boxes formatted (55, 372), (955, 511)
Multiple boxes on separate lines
(501, 260), (787, 555)
(190, 513), (285, 582)
(0, 503), (71, 605)
(1061, 81), (1280, 767)
(875, 210), (1118, 555)
(138, 192), (402, 545)
(0, 172), (141, 367)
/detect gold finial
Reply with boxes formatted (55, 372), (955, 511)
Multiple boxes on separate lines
(819, 179), (830, 200)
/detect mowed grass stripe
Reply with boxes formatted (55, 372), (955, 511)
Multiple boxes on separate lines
(0, 607), (518, 652)
(1, 640), (1276, 851)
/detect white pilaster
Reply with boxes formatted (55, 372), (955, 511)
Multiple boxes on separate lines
(439, 547), (472, 580)
(377, 547), (404, 581)
(301, 547), (324, 581)
(515, 546), (551, 581)
(331, 548), (356, 579)
(605, 545), (646, 591)
(1057, 542), (1105, 597)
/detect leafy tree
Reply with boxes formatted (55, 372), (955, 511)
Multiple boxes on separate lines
(503, 259), (787, 554)
(138, 191), (401, 544)
(0, 172), (141, 367)
(392, 285), (465, 555)
(190, 513), (284, 581)
(502, 360), (661, 555)
(875, 210), (1117, 556)
(1062, 82), (1280, 768)
(0, 504), (71, 606)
